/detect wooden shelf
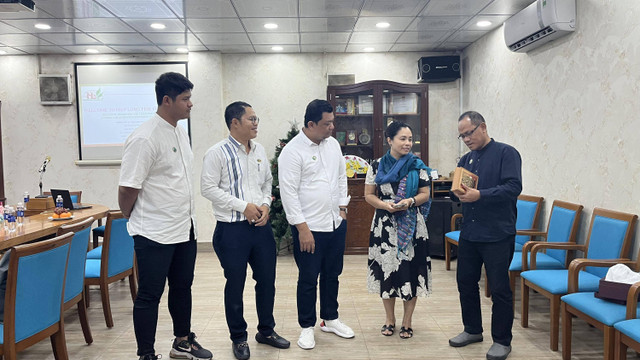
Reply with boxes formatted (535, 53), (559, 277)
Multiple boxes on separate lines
(328, 80), (429, 254)
(431, 179), (453, 198)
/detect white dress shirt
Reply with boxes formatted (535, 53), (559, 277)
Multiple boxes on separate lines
(119, 114), (197, 244)
(278, 130), (350, 232)
(201, 135), (273, 223)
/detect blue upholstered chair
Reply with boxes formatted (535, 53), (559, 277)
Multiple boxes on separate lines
(84, 211), (137, 328)
(512, 194), (545, 253)
(615, 318), (640, 360)
(444, 194), (543, 271)
(510, 200), (583, 292)
(86, 233), (102, 260)
(0, 233), (73, 360)
(520, 207), (638, 351)
(562, 280), (640, 360)
(56, 216), (95, 344)
(445, 194), (543, 297)
(613, 283), (640, 360)
(90, 224), (105, 252)
(444, 213), (462, 271)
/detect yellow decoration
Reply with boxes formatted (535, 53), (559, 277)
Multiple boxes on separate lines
(344, 155), (370, 178)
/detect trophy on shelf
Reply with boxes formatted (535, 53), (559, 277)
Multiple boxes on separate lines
(346, 130), (357, 145)
(358, 128), (371, 145)
(36, 156), (51, 198)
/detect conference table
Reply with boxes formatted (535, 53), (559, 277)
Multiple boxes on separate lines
(0, 204), (109, 251)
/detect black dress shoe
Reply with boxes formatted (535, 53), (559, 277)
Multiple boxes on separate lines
(232, 341), (250, 360)
(255, 331), (291, 349)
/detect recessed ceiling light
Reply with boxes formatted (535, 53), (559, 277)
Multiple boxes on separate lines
(477, 20), (492, 27)
(271, 46), (283, 51)
(363, 47), (375, 52)
(0, 50), (7, 55)
(150, 23), (166, 30)
(264, 23), (278, 30)
(86, 49), (99, 54)
(375, 22), (390, 29)
(34, 23), (51, 30)
(176, 47), (189, 53)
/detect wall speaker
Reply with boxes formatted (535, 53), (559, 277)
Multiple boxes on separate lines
(417, 56), (461, 83)
(39, 74), (72, 105)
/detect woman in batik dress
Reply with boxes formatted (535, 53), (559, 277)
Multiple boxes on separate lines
(364, 121), (432, 339)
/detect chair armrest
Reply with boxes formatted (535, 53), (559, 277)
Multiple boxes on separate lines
(522, 240), (546, 253)
(517, 229), (547, 237)
(529, 243), (585, 270)
(450, 213), (463, 232)
(521, 241), (546, 271)
(567, 258), (634, 293)
(626, 281), (640, 319)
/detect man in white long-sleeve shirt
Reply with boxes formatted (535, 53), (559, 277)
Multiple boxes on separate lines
(278, 99), (354, 350)
(201, 101), (290, 360)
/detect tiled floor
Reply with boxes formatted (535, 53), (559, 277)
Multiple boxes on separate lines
(17, 248), (620, 359)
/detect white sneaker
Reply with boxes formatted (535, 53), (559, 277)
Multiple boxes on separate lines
(320, 318), (355, 339)
(298, 327), (315, 350)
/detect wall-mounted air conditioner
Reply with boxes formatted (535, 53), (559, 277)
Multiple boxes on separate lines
(503, 0), (575, 53)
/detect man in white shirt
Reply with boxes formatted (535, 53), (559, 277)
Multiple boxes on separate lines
(201, 101), (290, 360)
(278, 99), (354, 350)
(118, 72), (212, 360)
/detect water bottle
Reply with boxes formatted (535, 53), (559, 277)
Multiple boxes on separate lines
(23, 191), (29, 204)
(3, 205), (8, 230)
(55, 195), (64, 209)
(7, 206), (16, 233)
(16, 202), (24, 226)
(0, 201), (4, 229)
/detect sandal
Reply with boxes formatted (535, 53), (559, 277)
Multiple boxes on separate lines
(380, 324), (395, 336)
(399, 327), (413, 339)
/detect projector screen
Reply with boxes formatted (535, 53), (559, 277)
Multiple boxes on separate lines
(74, 62), (189, 162)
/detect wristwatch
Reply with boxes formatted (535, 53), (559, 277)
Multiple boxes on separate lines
(339, 207), (348, 214)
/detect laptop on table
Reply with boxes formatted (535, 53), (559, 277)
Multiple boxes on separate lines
(49, 189), (93, 210)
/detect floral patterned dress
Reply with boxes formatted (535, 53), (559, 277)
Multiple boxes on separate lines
(366, 159), (432, 300)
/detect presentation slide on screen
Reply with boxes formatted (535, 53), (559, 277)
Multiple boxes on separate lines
(75, 62), (188, 161)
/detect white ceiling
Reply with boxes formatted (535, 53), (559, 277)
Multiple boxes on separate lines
(0, 0), (534, 55)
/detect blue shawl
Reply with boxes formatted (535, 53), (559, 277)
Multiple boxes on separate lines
(375, 151), (428, 198)
(375, 151), (432, 258)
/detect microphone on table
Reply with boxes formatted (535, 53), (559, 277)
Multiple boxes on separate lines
(38, 156), (51, 173)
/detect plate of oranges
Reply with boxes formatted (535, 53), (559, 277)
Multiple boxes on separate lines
(49, 207), (73, 220)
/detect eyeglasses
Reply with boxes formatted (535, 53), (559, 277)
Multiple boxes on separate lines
(458, 124), (480, 140)
(245, 117), (260, 124)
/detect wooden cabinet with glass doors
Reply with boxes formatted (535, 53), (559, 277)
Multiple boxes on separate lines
(327, 80), (429, 254)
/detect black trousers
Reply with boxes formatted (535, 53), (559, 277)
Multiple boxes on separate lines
(213, 221), (277, 343)
(292, 220), (347, 328)
(456, 235), (515, 346)
(133, 226), (197, 356)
